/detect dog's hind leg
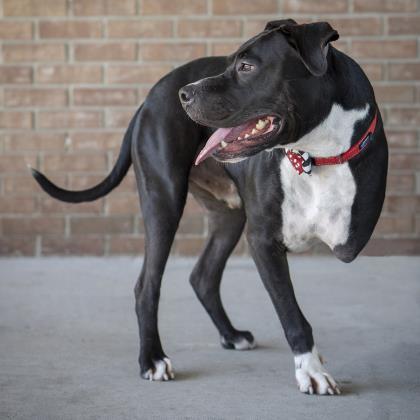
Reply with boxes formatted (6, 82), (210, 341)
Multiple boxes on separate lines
(131, 108), (197, 382)
(189, 192), (255, 350)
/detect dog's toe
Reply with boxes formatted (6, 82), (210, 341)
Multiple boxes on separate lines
(295, 348), (340, 396)
(220, 331), (257, 350)
(142, 357), (175, 381)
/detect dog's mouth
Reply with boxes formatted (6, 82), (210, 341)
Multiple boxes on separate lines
(195, 115), (283, 165)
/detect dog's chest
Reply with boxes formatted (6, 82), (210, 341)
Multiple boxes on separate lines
(278, 103), (368, 252)
(280, 160), (356, 252)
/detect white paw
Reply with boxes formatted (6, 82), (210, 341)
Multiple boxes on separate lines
(233, 336), (257, 350)
(143, 357), (175, 381)
(294, 347), (340, 395)
(220, 335), (257, 350)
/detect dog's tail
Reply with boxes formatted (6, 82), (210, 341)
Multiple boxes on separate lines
(31, 107), (141, 203)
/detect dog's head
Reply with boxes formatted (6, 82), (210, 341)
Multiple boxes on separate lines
(179, 20), (339, 164)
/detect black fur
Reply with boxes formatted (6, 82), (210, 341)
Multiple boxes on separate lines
(32, 21), (387, 385)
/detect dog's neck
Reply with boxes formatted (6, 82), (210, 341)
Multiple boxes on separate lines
(281, 103), (370, 158)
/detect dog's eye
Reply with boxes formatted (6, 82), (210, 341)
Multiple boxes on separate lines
(238, 63), (254, 72)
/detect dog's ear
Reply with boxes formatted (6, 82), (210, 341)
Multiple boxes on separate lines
(264, 19), (297, 31)
(279, 22), (339, 77)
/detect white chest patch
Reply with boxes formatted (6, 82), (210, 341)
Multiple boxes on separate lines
(280, 104), (369, 252)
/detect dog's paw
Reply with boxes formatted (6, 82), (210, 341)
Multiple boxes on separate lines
(294, 348), (340, 395)
(220, 330), (257, 350)
(141, 357), (175, 381)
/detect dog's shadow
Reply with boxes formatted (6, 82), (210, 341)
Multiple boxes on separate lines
(334, 343), (420, 396)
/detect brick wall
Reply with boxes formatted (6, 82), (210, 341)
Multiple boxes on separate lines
(0, 0), (419, 256)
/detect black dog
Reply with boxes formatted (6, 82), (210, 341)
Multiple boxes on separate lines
(32, 20), (388, 395)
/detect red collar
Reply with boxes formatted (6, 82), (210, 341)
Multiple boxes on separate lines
(286, 110), (378, 175)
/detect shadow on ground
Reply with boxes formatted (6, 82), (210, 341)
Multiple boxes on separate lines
(0, 256), (419, 419)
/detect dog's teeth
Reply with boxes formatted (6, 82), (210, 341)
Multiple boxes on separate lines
(221, 140), (227, 148)
(244, 133), (250, 139)
(237, 136), (242, 140)
(256, 119), (267, 130)
(251, 128), (258, 135)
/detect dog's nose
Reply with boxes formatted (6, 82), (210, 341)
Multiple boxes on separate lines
(179, 85), (195, 105)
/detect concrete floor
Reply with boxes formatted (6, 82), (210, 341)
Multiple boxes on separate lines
(0, 256), (419, 420)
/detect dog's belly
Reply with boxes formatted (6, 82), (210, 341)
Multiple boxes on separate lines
(280, 159), (356, 252)
(189, 158), (242, 209)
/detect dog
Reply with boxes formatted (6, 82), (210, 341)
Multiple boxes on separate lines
(31, 20), (388, 395)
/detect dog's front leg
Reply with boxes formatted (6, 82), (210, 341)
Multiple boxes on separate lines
(247, 230), (340, 395)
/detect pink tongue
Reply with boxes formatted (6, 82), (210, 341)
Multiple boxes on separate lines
(195, 127), (233, 165)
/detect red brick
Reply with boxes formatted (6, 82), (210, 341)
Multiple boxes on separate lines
(362, 238), (420, 256)
(243, 20), (271, 37)
(105, 110), (135, 128)
(73, 88), (137, 106)
(374, 215), (413, 235)
(138, 87), (151, 102)
(327, 17), (382, 36)
(0, 155), (36, 172)
(386, 174), (415, 194)
(333, 40), (350, 55)
(41, 197), (103, 214)
(139, 43), (206, 61)
(178, 215), (205, 234)
(389, 153), (420, 170)
(173, 237), (206, 255)
(2, 217), (65, 235)
(43, 153), (107, 172)
(0, 111), (32, 129)
(107, 64), (172, 84)
(2, 132), (66, 152)
(73, 0), (136, 16)
(69, 174), (108, 190)
(0, 197), (37, 214)
(42, 236), (105, 256)
(359, 63), (383, 81)
(142, 0), (207, 15)
(374, 85), (414, 103)
(69, 132), (123, 151)
(213, 0), (277, 14)
(4, 88), (67, 107)
(67, 173), (136, 194)
(36, 65), (102, 84)
(387, 107), (420, 126)
(39, 20), (102, 38)
(107, 20), (172, 38)
(109, 235), (145, 254)
(70, 216), (133, 234)
(352, 40), (417, 59)
(106, 193), (139, 215)
(283, 0), (347, 13)
(75, 43), (136, 61)
(183, 194), (204, 216)
(389, 63), (420, 81)
(3, 0), (67, 16)
(388, 16), (420, 35)
(114, 174), (137, 193)
(38, 111), (102, 129)
(3, 44), (66, 63)
(354, 0), (417, 12)
(0, 66), (32, 84)
(386, 196), (420, 214)
(178, 19), (242, 38)
(0, 21), (32, 39)
(387, 131), (418, 148)
(211, 41), (242, 56)
(0, 236), (36, 256)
